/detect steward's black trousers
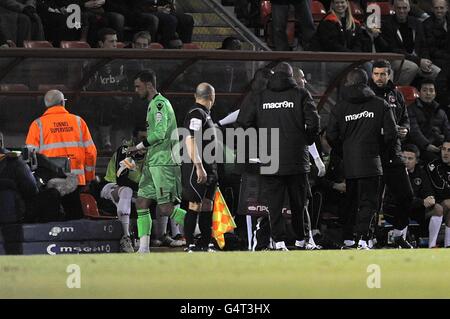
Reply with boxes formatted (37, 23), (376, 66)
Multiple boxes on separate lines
(345, 176), (381, 240)
(259, 173), (308, 243)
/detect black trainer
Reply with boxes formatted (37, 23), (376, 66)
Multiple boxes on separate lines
(393, 236), (414, 249)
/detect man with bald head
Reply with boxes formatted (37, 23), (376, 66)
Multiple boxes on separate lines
(26, 90), (97, 219)
(182, 82), (219, 252)
(422, 0), (450, 106)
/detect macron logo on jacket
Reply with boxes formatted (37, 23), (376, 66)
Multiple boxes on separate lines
(262, 101), (294, 110)
(345, 111), (375, 122)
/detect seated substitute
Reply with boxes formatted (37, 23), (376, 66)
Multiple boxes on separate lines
(426, 140), (450, 247)
(100, 125), (148, 253)
(384, 144), (443, 248)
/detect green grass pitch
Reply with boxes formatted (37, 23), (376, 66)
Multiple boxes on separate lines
(1, 249), (449, 298)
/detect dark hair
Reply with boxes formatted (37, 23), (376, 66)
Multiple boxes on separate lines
(372, 60), (392, 73)
(272, 62), (293, 77)
(418, 78), (436, 91)
(220, 37), (242, 50)
(134, 70), (156, 88)
(402, 143), (420, 158)
(251, 67), (272, 91)
(132, 125), (147, 137)
(345, 68), (368, 86)
(97, 28), (117, 43)
(133, 31), (151, 44)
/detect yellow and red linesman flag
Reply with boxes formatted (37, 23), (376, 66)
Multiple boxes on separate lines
(212, 187), (236, 249)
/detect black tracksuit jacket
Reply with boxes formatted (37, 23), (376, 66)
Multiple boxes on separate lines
(326, 84), (398, 179)
(237, 72), (320, 175)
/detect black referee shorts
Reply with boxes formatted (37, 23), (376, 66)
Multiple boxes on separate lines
(182, 163), (217, 203)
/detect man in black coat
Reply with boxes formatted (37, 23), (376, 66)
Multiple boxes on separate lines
(376, 0), (440, 85)
(237, 62), (320, 251)
(327, 68), (397, 249)
(407, 79), (450, 161)
(422, 0), (450, 106)
(370, 59), (416, 248)
(271, 0), (315, 51)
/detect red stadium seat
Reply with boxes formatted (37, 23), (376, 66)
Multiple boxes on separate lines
(350, 1), (364, 20)
(260, 0), (272, 26)
(23, 40), (53, 48)
(182, 43), (201, 49)
(60, 41), (91, 48)
(367, 2), (395, 16)
(396, 85), (419, 106)
(148, 42), (164, 49)
(80, 193), (117, 220)
(311, 0), (327, 24)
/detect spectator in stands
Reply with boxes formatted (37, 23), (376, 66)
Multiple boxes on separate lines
(426, 140), (450, 247)
(0, 133), (39, 223)
(105, 0), (158, 42)
(407, 79), (450, 161)
(234, 0), (259, 27)
(81, 0), (125, 46)
(422, 0), (450, 106)
(0, 0), (44, 46)
(37, 0), (84, 46)
(219, 36), (242, 50)
(271, 0), (315, 51)
(133, 0), (194, 48)
(309, 0), (364, 52)
(132, 30), (151, 48)
(25, 90), (97, 220)
(327, 68), (398, 250)
(385, 144), (443, 248)
(376, 0), (440, 85)
(84, 28), (130, 151)
(0, 18), (14, 47)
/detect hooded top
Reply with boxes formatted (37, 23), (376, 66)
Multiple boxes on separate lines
(327, 84), (398, 179)
(238, 71), (320, 175)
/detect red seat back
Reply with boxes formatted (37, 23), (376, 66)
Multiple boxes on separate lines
(23, 40), (53, 48)
(396, 85), (419, 106)
(260, 0), (272, 26)
(80, 193), (117, 220)
(60, 41), (91, 49)
(312, 0), (327, 23)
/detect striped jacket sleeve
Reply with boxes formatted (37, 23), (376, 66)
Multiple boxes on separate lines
(25, 119), (40, 151)
(80, 117), (97, 182)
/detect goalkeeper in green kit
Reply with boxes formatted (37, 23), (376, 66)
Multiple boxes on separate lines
(128, 70), (186, 253)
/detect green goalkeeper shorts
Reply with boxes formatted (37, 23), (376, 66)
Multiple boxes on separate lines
(137, 165), (182, 204)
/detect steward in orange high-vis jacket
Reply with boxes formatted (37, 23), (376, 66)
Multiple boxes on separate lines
(25, 90), (97, 186)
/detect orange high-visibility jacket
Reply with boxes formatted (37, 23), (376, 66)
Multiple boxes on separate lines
(25, 106), (97, 186)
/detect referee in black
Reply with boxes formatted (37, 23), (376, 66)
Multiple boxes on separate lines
(327, 68), (398, 249)
(238, 62), (320, 251)
(182, 82), (219, 252)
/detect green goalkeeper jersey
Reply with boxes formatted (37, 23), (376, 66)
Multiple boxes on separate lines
(145, 93), (180, 167)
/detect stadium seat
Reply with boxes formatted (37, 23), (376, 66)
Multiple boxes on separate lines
(60, 41), (91, 49)
(350, 1), (364, 20)
(367, 2), (395, 16)
(182, 43), (201, 49)
(311, 1), (327, 24)
(0, 84), (29, 92)
(148, 42), (164, 49)
(23, 40), (53, 48)
(260, 0), (272, 26)
(80, 193), (117, 220)
(396, 85), (419, 106)
(38, 84), (68, 92)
